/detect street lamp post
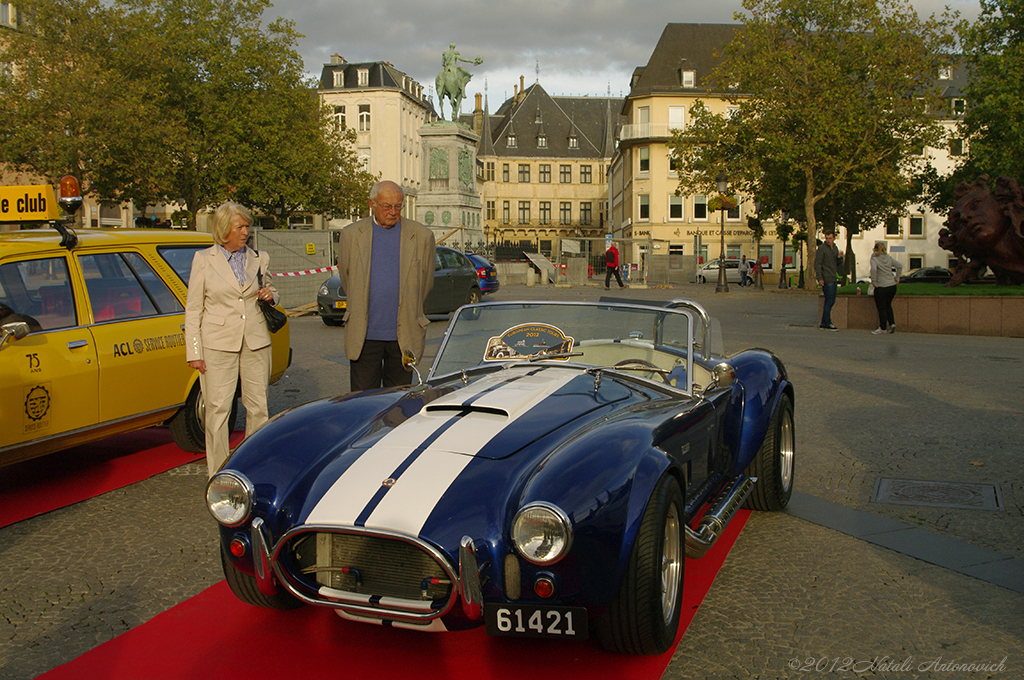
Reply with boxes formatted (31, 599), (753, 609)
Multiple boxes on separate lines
(754, 200), (764, 290)
(778, 211), (789, 290)
(715, 173), (729, 293)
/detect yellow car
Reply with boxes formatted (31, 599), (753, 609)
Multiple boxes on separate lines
(0, 226), (291, 467)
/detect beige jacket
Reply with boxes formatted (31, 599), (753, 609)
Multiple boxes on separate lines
(184, 246), (279, 361)
(338, 216), (435, 362)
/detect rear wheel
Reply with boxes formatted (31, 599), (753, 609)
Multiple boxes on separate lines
(743, 393), (794, 511)
(168, 380), (237, 453)
(596, 474), (684, 655)
(321, 316), (343, 326)
(467, 287), (482, 305)
(221, 543), (303, 609)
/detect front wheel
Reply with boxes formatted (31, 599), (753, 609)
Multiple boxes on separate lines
(743, 392), (794, 511)
(596, 474), (684, 655)
(221, 543), (303, 610)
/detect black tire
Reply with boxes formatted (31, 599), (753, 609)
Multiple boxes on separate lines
(467, 287), (482, 305)
(168, 380), (237, 453)
(743, 392), (795, 511)
(321, 316), (343, 327)
(596, 475), (684, 655)
(221, 543), (303, 609)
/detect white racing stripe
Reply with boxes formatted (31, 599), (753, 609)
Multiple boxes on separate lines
(305, 367), (580, 532)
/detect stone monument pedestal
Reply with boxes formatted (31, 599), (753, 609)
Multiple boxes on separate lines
(418, 122), (484, 252)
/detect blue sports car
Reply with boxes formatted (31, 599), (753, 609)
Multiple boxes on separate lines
(207, 299), (794, 654)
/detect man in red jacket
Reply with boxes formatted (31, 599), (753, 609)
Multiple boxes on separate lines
(604, 243), (625, 289)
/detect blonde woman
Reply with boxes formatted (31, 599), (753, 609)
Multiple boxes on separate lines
(184, 202), (279, 476)
(869, 241), (903, 335)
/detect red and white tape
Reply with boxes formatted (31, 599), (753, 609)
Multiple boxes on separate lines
(267, 266), (338, 277)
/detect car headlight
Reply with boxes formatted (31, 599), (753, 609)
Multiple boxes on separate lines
(512, 502), (572, 565)
(206, 472), (253, 527)
(319, 284), (329, 296)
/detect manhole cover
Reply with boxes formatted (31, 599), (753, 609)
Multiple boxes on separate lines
(871, 478), (1003, 510)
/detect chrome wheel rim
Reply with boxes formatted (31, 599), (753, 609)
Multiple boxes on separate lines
(661, 502), (682, 623)
(779, 409), (795, 493)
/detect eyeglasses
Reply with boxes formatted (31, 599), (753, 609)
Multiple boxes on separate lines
(375, 203), (403, 212)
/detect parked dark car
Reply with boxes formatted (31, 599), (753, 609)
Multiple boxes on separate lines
(317, 245), (482, 326)
(209, 298), (795, 655)
(465, 253), (500, 294)
(899, 267), (952, 284)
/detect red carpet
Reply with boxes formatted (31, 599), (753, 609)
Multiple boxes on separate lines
(39, 509), (750, 680)
(0, 428), (231, 529)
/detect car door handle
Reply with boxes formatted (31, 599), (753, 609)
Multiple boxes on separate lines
(67, 339), (89, 349)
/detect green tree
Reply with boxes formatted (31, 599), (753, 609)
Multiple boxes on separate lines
(670, 0), (955, 289)
(0, 0), (371, 226)
(929, 0), (1024, 209)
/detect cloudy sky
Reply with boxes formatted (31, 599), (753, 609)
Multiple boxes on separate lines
(267, 0), (982, 112)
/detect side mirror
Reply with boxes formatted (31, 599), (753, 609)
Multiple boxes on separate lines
(704, 362), (735, 394)
(0, 321), (30, 349)
(402, 350), (423, 386)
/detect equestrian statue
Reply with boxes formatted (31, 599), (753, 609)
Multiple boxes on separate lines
(436, 42), (483, 122)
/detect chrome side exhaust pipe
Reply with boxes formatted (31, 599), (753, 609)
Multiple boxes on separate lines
(685, 475), (756, 559)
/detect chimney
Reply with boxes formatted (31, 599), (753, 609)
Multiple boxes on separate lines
(473, 93), (483, 136)
(520, 75), (525, 96)
(514, 84), (518, 104)
(330, 53), (345, 66)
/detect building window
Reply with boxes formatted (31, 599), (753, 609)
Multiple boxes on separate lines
(560, 164), (572, 183)
(938, 66), (952, 80)
(502, 201), (510, 224)
(909, 255), (924, 269)
(486, 200), (495, 220)
(669, 244), (685, 269)
(580, 202), (592, 226)
(694, 195), (708, 220)
(518, 201), (530, 224)
(333, 71), (344, 88)
(539, 201), (551, 225)
(333, 105), (346, 129)
(669, 154), (681, 173)
(502, 164), (510, 182)
(639, 195), (650, 221)
(358, 69), (369, 86)
(669, 106), (685, 130)
(910, 215), (924, 237)
(681, 70), (696, 87)
(949, 137), (964, 157)
(538, 135), (547, 148)
(669, 195), (684, 219)
(727, 196), (740, 220)
(759, 245), (774, 270)
(539, 164), (551, 183)
(568, 135), (578, 149)
(885, 216), (901, 236)
(358, 104), (370, 131)
(639, 147), (650, 173)
(560, 202), (572, 225)
(518, 164), (530, 183)
(580, 165), (592, 184)
(507, 133), (517, 147)
(486, 161), (495, 181)
(952, 99), (966, 116)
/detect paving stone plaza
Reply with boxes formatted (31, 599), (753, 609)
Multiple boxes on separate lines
(1, 283), (1020, 679)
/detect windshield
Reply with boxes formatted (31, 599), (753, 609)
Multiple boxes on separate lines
(429, 301), (696, 393)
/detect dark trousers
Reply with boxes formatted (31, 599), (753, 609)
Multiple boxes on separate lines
(350, 339), (411, 392)
(874, 285), (897, 329)
(605, 265), (623, 288)
(820, 281), (837, 326)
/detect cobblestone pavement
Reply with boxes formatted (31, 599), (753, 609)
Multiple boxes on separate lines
(1, 283), (1020, 679)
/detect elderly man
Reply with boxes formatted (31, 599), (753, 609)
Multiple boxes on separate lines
(338, 181), (436, 391)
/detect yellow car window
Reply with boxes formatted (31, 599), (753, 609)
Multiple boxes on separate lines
(79, 252), (181, 322)
(0, 257), (77, 331)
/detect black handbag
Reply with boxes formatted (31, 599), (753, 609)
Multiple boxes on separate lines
(256, 267), (287, 333)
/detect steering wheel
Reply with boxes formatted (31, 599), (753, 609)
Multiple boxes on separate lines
(613, 358), (671, 384)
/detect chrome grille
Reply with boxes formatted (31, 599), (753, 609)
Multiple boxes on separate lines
(285, 530), (452, 603)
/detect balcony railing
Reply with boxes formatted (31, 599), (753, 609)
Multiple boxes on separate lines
(618, 123), (676, 141)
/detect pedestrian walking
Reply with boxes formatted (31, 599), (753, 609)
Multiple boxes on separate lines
(739, 255), (750, 287)
(869, 241), (903, 334)
(604, 242), (625, 289)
